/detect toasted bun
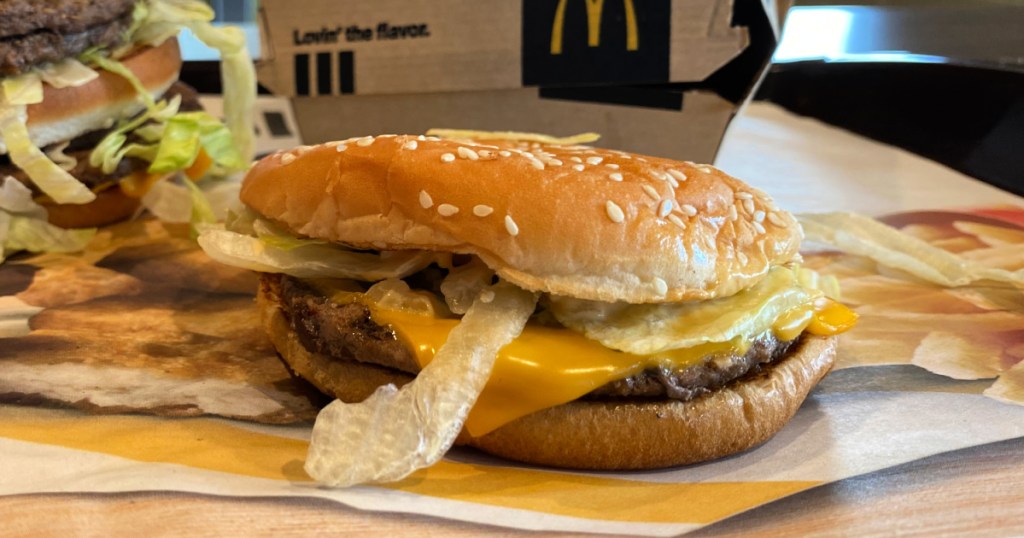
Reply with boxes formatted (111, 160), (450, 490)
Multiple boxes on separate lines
(240, 136), (801, 304)
(7, 38), (182, 152)
(257, 279), (836, 470)
(43, 187), (140, 229)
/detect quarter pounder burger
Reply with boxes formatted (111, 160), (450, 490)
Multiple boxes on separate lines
(199, 133), (857, 486)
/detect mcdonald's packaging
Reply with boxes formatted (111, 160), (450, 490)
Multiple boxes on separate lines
(255, 0), (786, 162)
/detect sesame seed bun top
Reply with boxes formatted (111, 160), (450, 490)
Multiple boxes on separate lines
(239, 134), (802, 303)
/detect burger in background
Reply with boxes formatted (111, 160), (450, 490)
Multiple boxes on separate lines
(0, 0), (254, 262)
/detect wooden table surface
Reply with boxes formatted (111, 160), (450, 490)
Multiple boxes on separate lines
(5, 436), (1023, 537)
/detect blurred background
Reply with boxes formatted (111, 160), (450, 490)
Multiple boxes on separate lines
(180, 0), (1024, 194)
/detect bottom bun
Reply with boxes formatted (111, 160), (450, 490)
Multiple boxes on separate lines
(258, 280), (837, 470)
(45, 188), (140, 229)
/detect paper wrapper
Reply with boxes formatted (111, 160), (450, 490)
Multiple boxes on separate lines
(0, 219), (326, 423)
(1, 208), (1024, 536)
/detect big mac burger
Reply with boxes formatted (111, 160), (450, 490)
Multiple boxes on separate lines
(0, 0), (253, 260)
(199, 133), (857, 486)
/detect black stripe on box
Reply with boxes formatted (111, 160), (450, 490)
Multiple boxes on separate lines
(339, 51), (355, 94)
(316, 52), (332, 95)
(294, 53), (310, 96)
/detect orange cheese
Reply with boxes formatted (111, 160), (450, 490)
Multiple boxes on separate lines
(369, 298), (856, 437)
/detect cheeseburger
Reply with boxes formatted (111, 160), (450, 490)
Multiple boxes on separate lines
(199, 133), (856, 485)
(0, 0), (253, 252)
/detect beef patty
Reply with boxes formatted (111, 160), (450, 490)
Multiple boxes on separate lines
(0, 0), (137, 76)
(265, 273), (799, 402)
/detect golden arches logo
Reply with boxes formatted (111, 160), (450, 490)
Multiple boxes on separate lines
(550, 0), (639, 55)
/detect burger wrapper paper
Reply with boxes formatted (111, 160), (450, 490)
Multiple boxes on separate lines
(2, 104), (1024, 536)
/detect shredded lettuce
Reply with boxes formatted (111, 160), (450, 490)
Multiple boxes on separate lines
(549, 267), (822, 355)
(37, 58), (99, 89)
(182, 176), (216, 237)
(0, 176), (45, 217)
(45, 142), (78, 172)
(1, 73), (43, 105)
(197, 227), (444, 281)
(149, 112), (245, 173)
(131, 0), (256, 163)
(0, 104), (95, 204)
(81, 49), (156, 110)
(140, 174), (239, 227)
(0, 177), (94, 263)
(89, 95), (181, 173)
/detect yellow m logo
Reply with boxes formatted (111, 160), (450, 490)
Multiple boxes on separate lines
(550, 0), (639, 55)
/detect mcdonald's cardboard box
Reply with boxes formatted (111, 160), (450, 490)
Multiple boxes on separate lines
(255, 0), (785, 162)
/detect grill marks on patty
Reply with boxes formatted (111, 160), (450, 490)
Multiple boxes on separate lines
(0, 0), (136, 76)
(269, 273), (799, 402)
(0, 0), (137, 38)
(268, 274), (421, 373)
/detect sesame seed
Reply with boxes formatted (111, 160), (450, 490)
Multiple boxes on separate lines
(356, 136), (374, 147)
(325, 141), (342, 147)
(335, 144), (348, 152)
(605, 201), (625, 223)
(438, 203), (459, 217)
(669, 214), (686, 229)
(658, 199), (674, 218)
(417, 135), (427, 141)
(698, 165), (713, 173)
(753, 210), (766, 223)
(479, 289), (495, 303)
(504, 215), (520, 236)
(403, 140), (418, 150)
(280, 153), (296, 164)
(419, 190), (433, 209)
(294, 145), (312, 155)
(525, 156), (544, 170)
(650, 171), (668, 182)
(605, 163), (620, 170)
(667, 169), (687, 182)
(665, 174), (679, 188)
(753, 221), (766, 235)
(680, 204), (697, 216)
(586, 156), (604, 165)
(767, 212), (788, 227)
(653, 277), (668, 296)
(441, 153), (456, 163)
(621, 154), (633, 160)
(637, 157), (649, 163)
(573, 164), (585, 172)
(473, 204), (494, 217)
(609, 172), (624, 182)
(458, 147), (479, 160)
(642, 185), (660, 200)
(742, 198), (755, 214)
(499, 150), (512, 157)
(729, 205), (739, 221)
(546, 158), (563, 166)
(570, 156), (583, 163)
(479, 150), (495, 159)
(736, 191), (754, 200)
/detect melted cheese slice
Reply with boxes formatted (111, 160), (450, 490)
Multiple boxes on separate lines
(366, 295), (856, 438)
